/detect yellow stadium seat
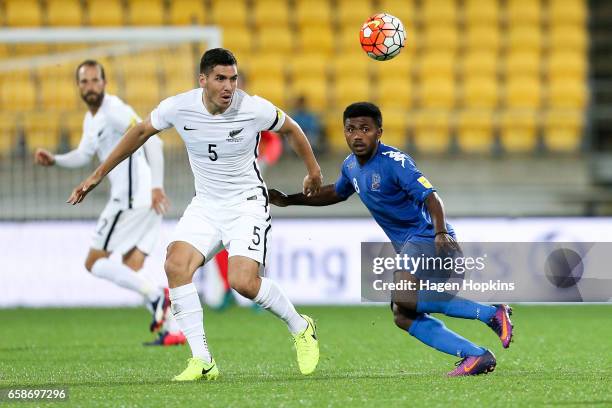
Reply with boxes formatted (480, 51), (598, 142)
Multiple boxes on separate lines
(423, 26), (458, 52)
(339, 28), (366, 55)
(422, 0), (457, 24)
(290, 78), (328, 112)
(23, 112), (61, 151)
(543, 109), (583, 152)
(121, 54), (159, 79)
(456, 109), (495, 153)
(128, 0), (164, 26)
(222, 28), (254, 56)
(164, 76), (198, 97)
(11, 44), (51, 56)
(379, 0), (416, 27)
(379, 109), (409, 148)
(255, 28), (294, 54)
(0, 113), (19, 155)
(47, 0), (84, 26)
(462, 51), (498, 78)
(334, 80), (371, 111)
(210, 0), (247, 28)
(506, 0), (541, 24)
(246, 54), (285, 81)
(418, 52), (455, 78)
(124, 78), (161, 111)
(505, 77), (542, 109)
(464, 0), (499, 24)
(5, 0), (42, 26)
(376, 78), (413, 110)
(0, 79), (37, 112)
(62, 111), (85, 148)
(549, 25), (588, 52)
(252, 0), (290, 28)
(331, 55), (370, 81)
(337, 0), (375, 27)
(499, 109), (538, 152)
(249, 78), (286, 107)
(41, 79), (79, 110)
(461, 77), (498, 109)
(87, 0), (124, 26)
(161, 47), (198, 80)
(504, 51), (541, 78)
(168, 0), (206, 25)
(507, 26), (542, 52)
(372, 53), (413, 80)
(42, 63), (75, 82)
(290, 54), (328, 81)
(419, 78), (455, 109)
(413, 110), (452, 153)
(297, 26), (334, 55)
(547, 79), (588, 109)
(324, 111), (349, 152)
(294, 0), (332, 28)
(547, 51), (587, 80)
(549, 0), (587, 26)
(464, 24), (500, 52)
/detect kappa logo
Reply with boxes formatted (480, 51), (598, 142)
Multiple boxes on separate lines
(382, 151), (407, 168)
(229, 128), (244, 137)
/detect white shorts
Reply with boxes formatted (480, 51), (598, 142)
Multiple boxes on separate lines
(92, 203), (162, 255)
(170, 190), (271, 265)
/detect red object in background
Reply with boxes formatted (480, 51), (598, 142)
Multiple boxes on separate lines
(258, 131), (282, 166)
(214, 250), (230, 291)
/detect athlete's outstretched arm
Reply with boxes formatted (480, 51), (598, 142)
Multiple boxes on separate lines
(269, 185), (346, 207)
(277, 115), (322, 196)
(67, 116), (159, 205)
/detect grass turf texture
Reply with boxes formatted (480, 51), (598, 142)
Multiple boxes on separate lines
(1, 305), (611, 407)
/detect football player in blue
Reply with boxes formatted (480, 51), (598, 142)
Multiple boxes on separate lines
(269, 102), (513, 376)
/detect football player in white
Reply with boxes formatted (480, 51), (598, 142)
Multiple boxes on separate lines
(35, 60), (184, 346)
(67, 49), (322, 380)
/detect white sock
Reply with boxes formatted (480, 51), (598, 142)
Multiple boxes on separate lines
(163, 309), (181, 333)
(91, 258), (161, 303)
(253, 278), (307, 334)
(169, 283), (211, 362)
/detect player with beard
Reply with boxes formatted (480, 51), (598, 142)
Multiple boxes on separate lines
(34, 60), (184, 345)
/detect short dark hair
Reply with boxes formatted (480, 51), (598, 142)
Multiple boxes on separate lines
(75, 60), (106, 82)
(343, 102), (383, 128)
(200, 48), (237, 75)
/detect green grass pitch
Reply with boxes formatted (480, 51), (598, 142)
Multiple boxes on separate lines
(1, 305), (611, 407)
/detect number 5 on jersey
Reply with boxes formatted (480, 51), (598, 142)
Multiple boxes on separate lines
(208, 144), (217, 161)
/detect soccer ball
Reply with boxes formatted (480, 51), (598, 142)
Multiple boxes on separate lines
(360, 13), (406, 61)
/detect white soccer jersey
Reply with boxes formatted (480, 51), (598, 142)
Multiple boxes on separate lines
(75, 94), (152, 209)
(150, 88), (285, 203)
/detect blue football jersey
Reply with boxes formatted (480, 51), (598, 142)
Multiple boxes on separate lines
(334, 142), (454, 245)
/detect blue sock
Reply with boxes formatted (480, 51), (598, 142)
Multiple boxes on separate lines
(408, 314), (486, 358)
(416, 294), (497, 323)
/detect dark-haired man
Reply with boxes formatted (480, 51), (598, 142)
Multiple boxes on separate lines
(67, 49), (322, 381)
(34, 60), (184, 345)
(269, 102), (514, 376)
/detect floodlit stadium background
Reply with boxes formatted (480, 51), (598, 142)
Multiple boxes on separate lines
(1, 0), (610, 306)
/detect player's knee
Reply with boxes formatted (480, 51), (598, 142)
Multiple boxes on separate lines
(164, 256), (189, 281)
(392, 303), (418, 331)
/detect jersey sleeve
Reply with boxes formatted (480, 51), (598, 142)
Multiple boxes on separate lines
(392, 157), (436, 203)
(150, 96), (176, 131)
(252, 95), (286, 132)
(334, 163), (355, 199)
(107, 100), (141, 134)
(54, 129), (96, 168)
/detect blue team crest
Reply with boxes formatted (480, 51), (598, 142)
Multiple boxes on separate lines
(371, 173), (381, 191)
